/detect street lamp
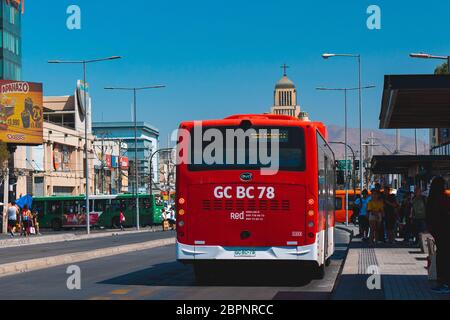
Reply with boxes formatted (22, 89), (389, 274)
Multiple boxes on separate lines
(105, 85), (165, 230)
(317, 85), (375, 226)
(149, 148), (174, 195)
(48, 56), (121, 235)
(410, 53), (450, 74)
(322, 53), (365, 192)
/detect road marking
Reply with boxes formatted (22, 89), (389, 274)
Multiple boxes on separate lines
(111, 289), (131, 295)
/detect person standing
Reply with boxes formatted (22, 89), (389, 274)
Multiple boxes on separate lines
(119, 211), (126, 231)
(426, 177), (450, 294)
(400, 193), (414, 242)
(384, 187), (399, 244)
(7, 202), (18, 238)
(367, 190), (384, 245)
(412, 187), (427, 245)
(21, 204), (32, 237)
(31, 208), (41, 236)
(354, 190), (371, 240)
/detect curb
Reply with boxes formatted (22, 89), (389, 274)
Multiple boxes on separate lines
(330, 226), (355, 299)
(0, 237), (176, 278)
(0, 227), (163, 249)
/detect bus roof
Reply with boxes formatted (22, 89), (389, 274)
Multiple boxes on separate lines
(179, 114), (328, 139)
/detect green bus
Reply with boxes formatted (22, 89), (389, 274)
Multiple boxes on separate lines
(32, 194), (164, 231)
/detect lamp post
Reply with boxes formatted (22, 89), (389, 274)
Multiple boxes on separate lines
(105, 85), (165, 230)
(149, 148), (174, 198)
(410, 53), (450, 75)
(48, 56), (121, 235)
(322, 53), (365, 192)
(317, 85), (375, 226)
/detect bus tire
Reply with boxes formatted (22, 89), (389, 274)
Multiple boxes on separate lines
(325, 257), (332, 267)
(51, 219), (62, 231)
(313, 264), (326, 280)
(112, 217), (120, 229)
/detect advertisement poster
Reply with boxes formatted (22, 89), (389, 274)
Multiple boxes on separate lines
(0, 80), (43, 145)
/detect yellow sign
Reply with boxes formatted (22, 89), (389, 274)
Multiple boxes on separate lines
(0, 81), (43, 145)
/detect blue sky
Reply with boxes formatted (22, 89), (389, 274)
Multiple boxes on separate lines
(22, 0), (450, 145)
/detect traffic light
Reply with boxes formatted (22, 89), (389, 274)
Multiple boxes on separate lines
(354, 160), (360, 171)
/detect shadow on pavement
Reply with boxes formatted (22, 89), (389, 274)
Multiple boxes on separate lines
(99, 261), (315, 288)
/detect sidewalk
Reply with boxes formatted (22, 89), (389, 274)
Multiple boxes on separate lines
(0, 226), (163, 248)
(333, 232), (449, 300)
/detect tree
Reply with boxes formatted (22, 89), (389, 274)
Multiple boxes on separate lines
(435, 62), (448, 75)
(0, 142), (9, 171)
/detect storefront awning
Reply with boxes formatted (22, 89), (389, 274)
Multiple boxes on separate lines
(371, 155), (450, 175)
(379, 75), (450, 129)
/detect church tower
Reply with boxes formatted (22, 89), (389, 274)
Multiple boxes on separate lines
(270, 64), (301, 118)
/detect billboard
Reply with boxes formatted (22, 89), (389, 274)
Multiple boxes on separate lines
(0, 80), (43, 145)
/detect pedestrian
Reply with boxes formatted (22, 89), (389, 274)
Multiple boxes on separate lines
(426, 177), (450, 294)
(169, 206), (176, 230)
(7, 201), (18, 238)
(31, 208), (41, 236)
(411, 187), (427, 245)
(384, 186), (399, 244)
(400, 193), (414, 242)
(119, 211), (126, 231)
(367, 190), (384, 245)
(21, 204), (32, 237)
(354, 189), (371, 240)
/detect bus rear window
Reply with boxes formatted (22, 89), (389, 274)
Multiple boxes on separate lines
(187, 126), (305, 171)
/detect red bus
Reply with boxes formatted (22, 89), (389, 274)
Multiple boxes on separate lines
(176, 114), (336, 281)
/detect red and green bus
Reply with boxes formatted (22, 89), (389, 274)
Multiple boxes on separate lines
(33, 194), (164, 231)
(176, 114), (336, 281)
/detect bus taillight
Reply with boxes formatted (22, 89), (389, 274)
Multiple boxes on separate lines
(179, 198), (186, 205)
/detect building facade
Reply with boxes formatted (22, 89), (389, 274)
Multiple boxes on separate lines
(93, 138), (129, 195)
(430, 128), (450, 156)
(92, 122), (159, 194)
(13, 83), (95, 197)
(0, 0), (22, 80)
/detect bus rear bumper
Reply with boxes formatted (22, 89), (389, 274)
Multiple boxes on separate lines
(176, 241), (319, 263)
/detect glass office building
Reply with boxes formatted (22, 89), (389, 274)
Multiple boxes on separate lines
(92, 122), (160, 194)
(0, 0), (22, 80)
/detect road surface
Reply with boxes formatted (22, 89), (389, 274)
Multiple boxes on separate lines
(0, 228), (351, 300)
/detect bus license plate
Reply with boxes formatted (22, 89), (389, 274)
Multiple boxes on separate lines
(234, 250), (256, 258)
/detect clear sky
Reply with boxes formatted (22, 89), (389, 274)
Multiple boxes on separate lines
(22, 0), (450, 145)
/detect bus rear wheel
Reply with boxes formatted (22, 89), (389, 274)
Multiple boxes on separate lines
(313, 264), (326, 280)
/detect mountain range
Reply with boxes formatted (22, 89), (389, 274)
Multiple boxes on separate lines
(326, 125), (429, 160)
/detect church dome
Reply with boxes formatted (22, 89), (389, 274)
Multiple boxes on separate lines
(275, 76), (296, 89)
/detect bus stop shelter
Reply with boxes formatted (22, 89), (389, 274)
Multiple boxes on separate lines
(376, 74), (450, 185)
(379, 74), (450, 129)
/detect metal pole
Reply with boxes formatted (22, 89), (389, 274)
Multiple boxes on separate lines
(134, 89), (140, 230)
(447, 56), (450, 75)
(344, 89), (349, 227)
(2, 167), (9, 234)
(84, 62), (90, 235)
(358, 55), (364, 192)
